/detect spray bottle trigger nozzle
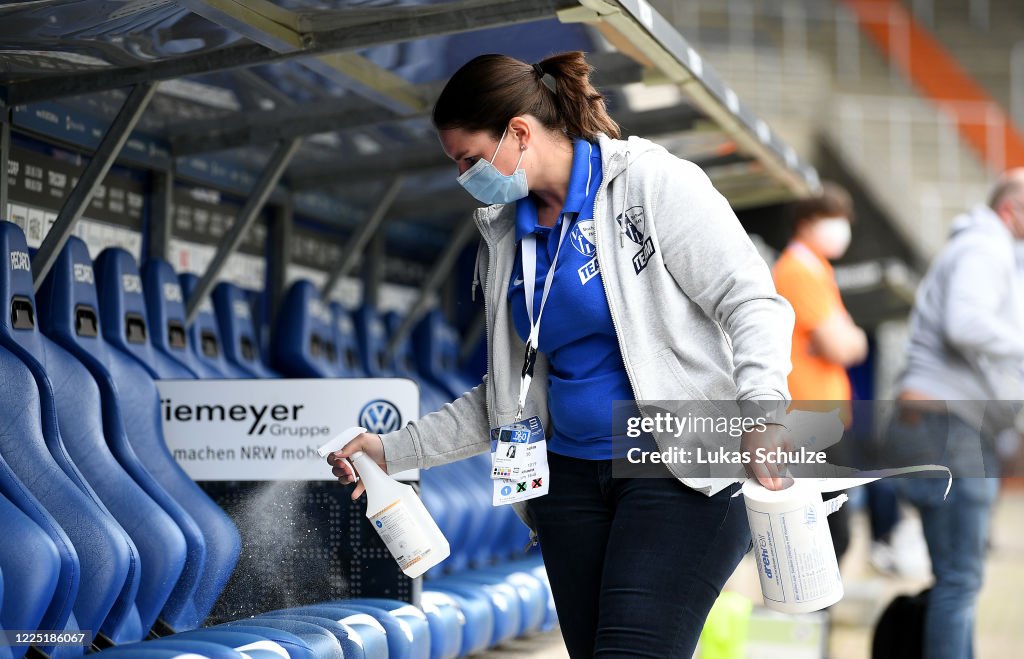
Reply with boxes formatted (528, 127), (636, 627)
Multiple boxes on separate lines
(317, 426), (368, 459)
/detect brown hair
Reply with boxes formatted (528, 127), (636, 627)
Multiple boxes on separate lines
(789, 182), (855, 232)
(432, 52), (620, 142)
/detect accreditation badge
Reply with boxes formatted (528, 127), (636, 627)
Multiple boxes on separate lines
(489, 415), (550, 505)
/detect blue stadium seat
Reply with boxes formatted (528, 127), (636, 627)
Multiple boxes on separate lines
(104, 639), (247, 659)
(173, 626), (314, 659)
(413, 309), (477, 400)
(178, 273), (247, 378)
(0, 490), (60, 659)
(3, 235), (199, 645)
(329, 301), (365, 377)
(337, 599), (439, 659)
(382, 311), (449, 413)
(0, 223), (146, 647)
(259, 611), (377, 659)
(352, 305), (394, 378)
(270, 280), (337, 377)
(140, 260), (220, 378)
(212, 282), (279, 378)
(138, 629), (291, 659)
(36, 237), (221, 631)
(95, 248), (196, 380)
(420, 590), (482, 659)
(289, 603), (424, 659)
(0, 347), (136, 651)
(220, 618), (342, 659)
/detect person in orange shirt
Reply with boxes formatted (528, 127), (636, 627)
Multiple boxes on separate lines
(773, 183), (867, 404)
(773, 183), (867, 563)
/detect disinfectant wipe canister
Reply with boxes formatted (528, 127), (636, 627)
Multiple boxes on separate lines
(318, 427), (450, 578)
(742, 478), (848, 614)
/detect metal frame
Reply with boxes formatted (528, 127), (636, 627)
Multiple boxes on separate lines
(0, 0), (830, 335)
(178, 0), (428, 115)
(147, 169), (174, 262)
(167, 50), (642, 156)
(0, 107), (10, 216)
(559, 0), (818, 195)
(0, 0), (577, 106)
(184, 138), (301, 324)
(31, 82), (157, 290)
(169, 100), (391, 156)
(321, 176), (404, 299)
(384, 215), (479, 359)
(289, 104), (703, 190)
(268, 199), (294, 323)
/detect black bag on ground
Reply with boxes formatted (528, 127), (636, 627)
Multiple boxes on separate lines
(872, 588), (931, 659)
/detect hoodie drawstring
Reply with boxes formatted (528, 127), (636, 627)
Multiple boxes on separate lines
(619, 150), (631, 248)
(470, 239), (483, 301)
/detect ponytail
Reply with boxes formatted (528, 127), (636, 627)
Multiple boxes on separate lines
(534, 52), (620, 141)
(432, 51), (620, 142)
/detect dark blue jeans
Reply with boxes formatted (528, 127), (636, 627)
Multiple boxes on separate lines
(888, 412), (999, 659)
(526, 452), (751, 658)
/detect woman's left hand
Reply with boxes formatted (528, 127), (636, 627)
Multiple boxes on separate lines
(741, 424), (793, 490)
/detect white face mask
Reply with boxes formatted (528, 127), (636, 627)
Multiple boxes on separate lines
(808, 217), (852, 260)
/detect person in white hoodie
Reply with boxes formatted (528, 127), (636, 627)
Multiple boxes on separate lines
(328, 51), (796, 657)
(888, 168), (1024, 659)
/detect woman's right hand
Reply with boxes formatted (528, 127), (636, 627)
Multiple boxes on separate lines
(326, 432), (386, 500)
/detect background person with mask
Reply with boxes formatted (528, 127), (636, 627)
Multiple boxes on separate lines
(772, 183), (866, 406)
(888, 168), (1024, 659)
(772, 185), (895, 570)
(328, 51), (796, 658)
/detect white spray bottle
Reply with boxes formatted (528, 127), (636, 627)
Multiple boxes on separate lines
(318, 427), (450, 578)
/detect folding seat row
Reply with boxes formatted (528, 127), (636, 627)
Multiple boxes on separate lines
(261, 277), (559, 655)
(90, 248), (474, 657)
(0, 223), (450, 658)
(0, 218), (555, 657)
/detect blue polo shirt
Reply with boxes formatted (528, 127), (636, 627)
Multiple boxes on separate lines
(508, 139), (635, 460)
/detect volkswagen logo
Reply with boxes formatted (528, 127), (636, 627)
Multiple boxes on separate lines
(359, 399), (402, 434)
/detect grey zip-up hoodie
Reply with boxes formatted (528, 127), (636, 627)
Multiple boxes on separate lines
(900, 204), (1024, 431)
(379, 134), (795, 533)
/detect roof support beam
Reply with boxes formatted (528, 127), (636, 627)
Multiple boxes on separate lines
(385, 215), (479, 360)
(31, 82), (156, 290)
(185, 138), (300, 324)
(0, 107), (10, 216)
(147, 169), (174, 262)
(559, 0), (817, 196)
(169, 100), (389, 155)
(1, 0), (576, 106)
(177, 0), (427, 115)
(321, 176), (404, 300)
(268, 199), (294, 323)
(169, 51), (641, 156)
(289, 104), (702, 190)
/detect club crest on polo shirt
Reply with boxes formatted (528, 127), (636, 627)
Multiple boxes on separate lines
(616, 206), (645, 245)
(570, 220), (596, 256)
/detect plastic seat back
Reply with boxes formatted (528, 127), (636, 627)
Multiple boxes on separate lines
(141, 260), (217, 378)
(0, 456), (62, 656)
(270, 280), (336, 377)
(178, 273), (245, 378)
(36, 238), (210, 631)
(212, 282), (278, 378)
(413, 310), (476, 399)
(352, 305), (394, 378)
(383, 311), (448, 413)
(95, 248), (196, 380)
(329, 302), (364, 377)
(0, 223), (145, 643)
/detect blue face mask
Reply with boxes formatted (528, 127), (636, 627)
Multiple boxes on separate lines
(456, 126), (528, 205)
